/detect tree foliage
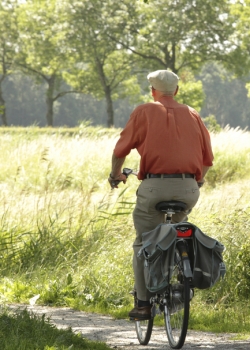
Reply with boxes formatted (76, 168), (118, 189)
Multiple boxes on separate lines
(227, 0), (250, 106)
(225, 0), (250, 78)
(62, 0), (142, 127)
(175, 71), (204, 112)
(111, 0), (233, 74)
(0, 0), (250, 127)
(199, 62), (250, 128)
(16, 0), (79, 126)
(0, 0), (19, 125)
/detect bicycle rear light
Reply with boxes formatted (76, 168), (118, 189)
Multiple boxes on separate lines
(176, 227), (193, 237)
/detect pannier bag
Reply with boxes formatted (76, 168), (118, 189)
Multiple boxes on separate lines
(137, 224), (177, 293)
(138, 223), (226, 292)
(190, 226), (226, 289)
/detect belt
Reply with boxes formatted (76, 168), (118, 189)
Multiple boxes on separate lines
(146, 173), (195, 179)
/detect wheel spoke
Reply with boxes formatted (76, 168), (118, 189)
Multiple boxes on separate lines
(164, 248), (190, 349)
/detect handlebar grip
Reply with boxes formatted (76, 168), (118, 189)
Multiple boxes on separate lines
(110, 168), (134, 189)
(111, 180), (121, 188)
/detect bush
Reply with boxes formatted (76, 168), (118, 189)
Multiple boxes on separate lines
(202, 115), (222, 133)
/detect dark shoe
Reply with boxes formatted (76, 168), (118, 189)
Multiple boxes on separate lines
(129, 306), (151, 320)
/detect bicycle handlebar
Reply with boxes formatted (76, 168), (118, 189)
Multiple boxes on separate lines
(110, 168), (137, 189)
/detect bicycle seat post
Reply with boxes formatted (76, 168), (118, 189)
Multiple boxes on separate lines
(165, 209), (175, 224)
(155, 201), (187, 224)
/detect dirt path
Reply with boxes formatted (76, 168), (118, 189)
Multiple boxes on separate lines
(8, 304), (250, 349)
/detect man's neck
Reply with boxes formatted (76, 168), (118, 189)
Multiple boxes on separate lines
(154, 95), (174, 102)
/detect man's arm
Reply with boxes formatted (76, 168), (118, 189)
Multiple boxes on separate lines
(108, 152), (127, 188)
(202, 165), (210, 179)
(198, 165), (211, 187)
(110, 153), (126, 178)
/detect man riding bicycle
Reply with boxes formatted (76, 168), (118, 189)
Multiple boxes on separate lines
(108, 70), (214, 320)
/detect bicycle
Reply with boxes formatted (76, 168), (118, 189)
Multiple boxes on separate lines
(110, 168), (221, 349)
(131, 201), (194, 349)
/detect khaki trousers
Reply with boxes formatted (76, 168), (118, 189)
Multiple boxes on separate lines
(132, 177), (200, 300)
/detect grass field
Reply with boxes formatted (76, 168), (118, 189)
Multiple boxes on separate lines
(0, 307), (111, 350)
(0, 125), (250, 342)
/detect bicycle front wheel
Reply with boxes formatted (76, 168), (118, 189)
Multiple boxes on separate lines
(135, 318), (153, 345)
(164, 249), (190, 349)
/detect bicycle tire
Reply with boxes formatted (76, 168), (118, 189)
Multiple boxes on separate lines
(135, 318), (154, 345)
(164, 248), (190, 349)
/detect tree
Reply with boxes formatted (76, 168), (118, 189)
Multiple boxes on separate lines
(4, 73), (46, 126)
(175, 71), (205, 112)
(224, 0), (250, 76)
(110, 0), (234, 75)
(226, 0), (250, 104)
(62, 0), (142, 127)
(224, 1), (250, 128)
(198, 62), (250, 128)
(16, 0), (80, 126)
(0, 0), (19, 126)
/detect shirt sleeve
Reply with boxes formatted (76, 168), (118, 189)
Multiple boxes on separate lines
(113, 111), (139, 158)
(198, 118), (214, 166)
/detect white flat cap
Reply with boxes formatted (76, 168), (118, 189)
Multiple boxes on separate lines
(147, 70), (179, 93)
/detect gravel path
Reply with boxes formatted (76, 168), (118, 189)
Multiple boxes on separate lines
(8, 304), (250, 349)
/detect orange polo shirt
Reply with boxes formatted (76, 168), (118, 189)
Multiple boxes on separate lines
(114, 96), (213, 181)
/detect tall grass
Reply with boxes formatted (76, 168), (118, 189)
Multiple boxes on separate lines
(206, 126), (250, 185)
(0, 126), (250, 333)
(0, 307), (110, 350)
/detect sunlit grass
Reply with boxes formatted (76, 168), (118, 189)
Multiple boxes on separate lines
(0, 126), (250, 335)
(0, 307), (111, 350)
(207, 126), (250, 185)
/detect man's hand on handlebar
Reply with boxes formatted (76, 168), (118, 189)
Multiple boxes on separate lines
(108, 168), (135, 189)
(108, 173), (127, 189)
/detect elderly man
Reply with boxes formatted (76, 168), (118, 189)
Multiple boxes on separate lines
(108, 70), (214, 319)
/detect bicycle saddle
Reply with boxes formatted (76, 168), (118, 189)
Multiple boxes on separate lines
(155, 201), (187, 213)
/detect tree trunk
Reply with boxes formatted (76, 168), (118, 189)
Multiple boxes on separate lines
(46, 96), (54, 127)
(95, 57), (114, 127)
(105, 85), (114, 127)
(0, 84), (7, 126)
(45, 75), (56, 127)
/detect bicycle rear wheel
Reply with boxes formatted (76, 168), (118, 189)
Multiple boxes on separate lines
(135, 318), (153, 345)
(164, 248), (190, 349)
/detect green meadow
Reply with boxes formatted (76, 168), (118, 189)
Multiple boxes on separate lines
(0, 125), (250, 347)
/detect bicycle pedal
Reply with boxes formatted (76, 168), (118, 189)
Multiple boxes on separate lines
(129, 316), (152, 321)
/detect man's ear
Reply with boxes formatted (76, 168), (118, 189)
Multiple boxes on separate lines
(174, 85), (179, 96)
